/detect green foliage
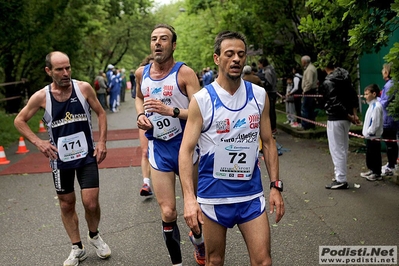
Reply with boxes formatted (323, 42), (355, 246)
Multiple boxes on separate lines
(301, 0), (399, 118)
(299, 0), (357, 73)
(384, 43), (399, 119)
(0, 0), (154, 113)
(173, 0), (313, 76)
(0, 109), (44, 149)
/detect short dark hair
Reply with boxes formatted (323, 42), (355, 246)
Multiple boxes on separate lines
(258, 58), (269, 67)
(214, 31), (247, 56)
(364, 84), (380, 96)
(153, 24), (177, 43)
(45, 51), (68, 69)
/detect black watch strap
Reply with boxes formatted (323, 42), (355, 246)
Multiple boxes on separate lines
(270, 180), (283, 192)
(172, 107), (180, 118)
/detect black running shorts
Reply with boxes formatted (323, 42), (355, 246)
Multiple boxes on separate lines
(52, 162), (99, 194)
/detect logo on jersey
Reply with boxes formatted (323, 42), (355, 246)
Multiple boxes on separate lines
(143, 87), (150, 97)
(216, 119), (230, 133)
(221, 132), (258, 143)
(51, 112), (88, 128)
(224, 144), (250, 151)
(151, 87), (162, 95)
(249, 113), (260, 129)
(161, 98), (172, 105)
(163, 85), (173, 96)
(236, 132), (258, 143)
(70, 97), (78, 103)
(233, 118), (246, 129)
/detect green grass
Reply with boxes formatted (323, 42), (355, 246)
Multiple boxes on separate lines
(0, 109), (44, 149)
(275, 102), (365, 148)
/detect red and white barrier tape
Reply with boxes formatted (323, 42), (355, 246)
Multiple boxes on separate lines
(276, 109), (399, 142)
(277, 92), (364, 99)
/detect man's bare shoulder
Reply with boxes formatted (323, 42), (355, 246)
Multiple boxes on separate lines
(75, 80), (91, 89)
(179, 64), (197, 75)
(27, 87), (47, 108)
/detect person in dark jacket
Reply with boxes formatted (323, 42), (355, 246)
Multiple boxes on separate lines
(258, 58), (278, 134)
(320, 52), (360, 189)
(242, 65), (263, 86)
(380, 63), (399, 176)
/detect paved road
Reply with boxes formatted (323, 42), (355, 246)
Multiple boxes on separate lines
(0, 92), (398, 266)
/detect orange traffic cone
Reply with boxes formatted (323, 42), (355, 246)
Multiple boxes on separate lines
(38, 121), (46, 133)
(16, 136), (29, 154)
(0, 146), (10, 164)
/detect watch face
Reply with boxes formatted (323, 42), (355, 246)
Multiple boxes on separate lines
(173, 107), (180, 117)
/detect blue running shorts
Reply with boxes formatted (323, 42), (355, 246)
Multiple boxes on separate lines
(200, 195), (266, 228)
(148, 138), (199, 174)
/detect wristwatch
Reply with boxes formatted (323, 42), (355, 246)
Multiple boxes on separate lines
(172, 107), (180, 118)
(270, 180), (283, 192)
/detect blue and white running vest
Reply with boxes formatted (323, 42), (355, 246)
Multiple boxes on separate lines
(194, 80), (266, 204)
(43, 80), (96, 170)
(141, 62), (188, 141)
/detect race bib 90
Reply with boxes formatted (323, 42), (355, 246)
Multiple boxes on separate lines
(149, 114), (182, 141)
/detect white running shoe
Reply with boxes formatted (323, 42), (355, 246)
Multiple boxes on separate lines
(381, 162), (389, 172)
(365, 174), (383, 181)
(360, 170), (373, 178)
(63, 245), (87, 266)
(87, 232), (111, 259)
(381, 166), (394, 177)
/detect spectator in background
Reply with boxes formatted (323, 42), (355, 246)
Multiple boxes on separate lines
(360, 84), (383, 181)
(242, 65), (263, 86)
(94, 70), (108, 110)
(258, 58), (277, 134)
(319, 51), (360, 189)
(300, 55), (318, 130)
(106, 64), (114, 84)
(206, 66), (213, 83)
(202, 67), (212, 86)
(130, 69), (136, 98)
(291, 65), (303, 128)
(109, 69), (121, 113)
(120, 68), (127, 103)
(380, 63), (399, 176)
(284, 75), (296, 125)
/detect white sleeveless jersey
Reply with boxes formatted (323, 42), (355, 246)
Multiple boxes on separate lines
(141, 62), (188, 141)
(194, 80), (266, 204)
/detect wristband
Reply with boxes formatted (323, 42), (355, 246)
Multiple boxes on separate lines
(137, 112), (145, 121)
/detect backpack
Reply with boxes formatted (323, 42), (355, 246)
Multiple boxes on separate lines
(94, 79), (100, 91)
(296, 75), (303, 94)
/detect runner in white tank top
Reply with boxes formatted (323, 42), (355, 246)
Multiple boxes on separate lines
(179, 31), (285, 266)
(135, 24), (203, 266)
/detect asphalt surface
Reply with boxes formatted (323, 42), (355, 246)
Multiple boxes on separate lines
(0, 91), (398, 266)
